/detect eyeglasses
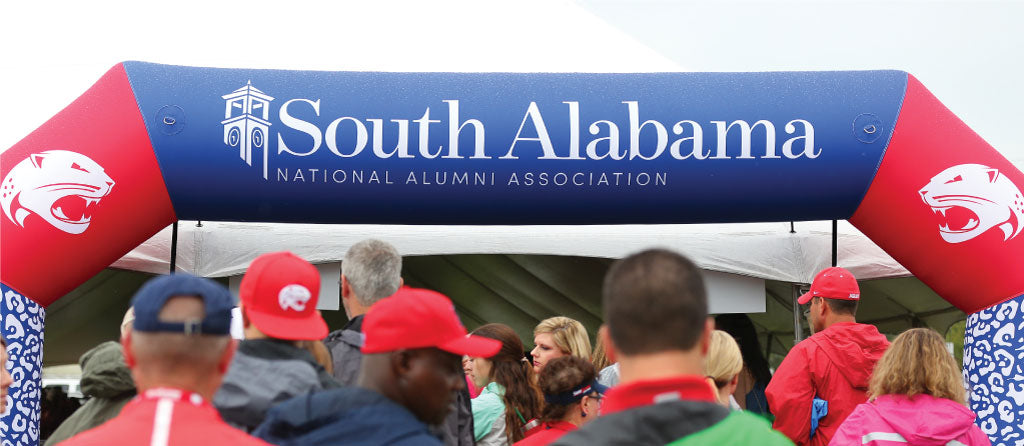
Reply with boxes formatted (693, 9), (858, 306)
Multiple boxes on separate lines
(588, 393), (604, 415)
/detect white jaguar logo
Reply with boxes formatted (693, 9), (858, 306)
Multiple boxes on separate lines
(919, 163), (1024, 244)
(278, 284), (312, 312)
(0, 150), (115, 234)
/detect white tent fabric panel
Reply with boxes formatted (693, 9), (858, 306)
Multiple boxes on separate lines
(113, 220), (908, 285)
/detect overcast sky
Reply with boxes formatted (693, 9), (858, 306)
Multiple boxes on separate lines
(2, 0), (1020, 168)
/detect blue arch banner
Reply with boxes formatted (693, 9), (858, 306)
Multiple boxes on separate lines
(125, 62), (906, 224)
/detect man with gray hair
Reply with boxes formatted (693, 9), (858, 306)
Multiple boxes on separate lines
(323, 239), (476, 446)
(324, 238), (404, 386)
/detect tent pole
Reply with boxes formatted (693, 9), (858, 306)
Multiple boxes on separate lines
(170, 221), (178, 273)
(792, 284), (803, 343)
(831, 220), (838, 267)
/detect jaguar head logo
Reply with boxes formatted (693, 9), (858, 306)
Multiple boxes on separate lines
(278, 284), (312, 312)
(919, 163), (1024, 244)
(0, 150), (115, 234)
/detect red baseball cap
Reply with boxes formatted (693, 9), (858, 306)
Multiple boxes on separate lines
(798, 266), (861, 305)
(362, 287), (502, 357)
(240, 251), (328, 341)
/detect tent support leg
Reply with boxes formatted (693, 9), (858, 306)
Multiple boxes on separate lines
(964, 293), (1024, 445)
(792, 284), (803, 343)
(1, 284), (45, 446)
(831, 220), (838, 267)
(170, 221), (178, 273)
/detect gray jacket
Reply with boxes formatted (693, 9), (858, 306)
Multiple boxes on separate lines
(213, 339), (339, 432)
(324, 316), (365, 387)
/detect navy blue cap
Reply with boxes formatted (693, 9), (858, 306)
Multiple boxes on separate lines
(131, 273), (234, 336)
(543, 379), (610, 406)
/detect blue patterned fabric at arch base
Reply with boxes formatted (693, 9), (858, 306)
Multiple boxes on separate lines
(1, 283), (45, 446)
(964, 293), (1024, 446)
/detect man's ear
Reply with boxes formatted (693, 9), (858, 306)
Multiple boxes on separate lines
(816, 297), (830, 318)
(218, 339), (238, 375)
(122, 331), (136, 368)
(240, 303), (251, 329)
(598, 325), (617, 364)
(390, 349), (413, 376)
(700, 318), (715, 356)
(341, 275), (353, 300)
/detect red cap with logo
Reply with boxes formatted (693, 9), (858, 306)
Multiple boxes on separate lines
(362, 287), (502, 357)
(798, 266), (861, 305)
(240, 251), (328, 341)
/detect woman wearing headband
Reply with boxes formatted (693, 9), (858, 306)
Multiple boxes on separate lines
(515, 356), (607, 446)
(468, 324), (543, 445)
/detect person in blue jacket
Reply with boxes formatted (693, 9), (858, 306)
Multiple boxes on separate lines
(253, 287), (502, 446)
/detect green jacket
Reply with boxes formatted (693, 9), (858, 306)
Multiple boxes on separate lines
(45, 341), (136, 446)
(553, 400), (793, 446)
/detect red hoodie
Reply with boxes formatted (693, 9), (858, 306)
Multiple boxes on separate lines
(766, 322), (890, 446)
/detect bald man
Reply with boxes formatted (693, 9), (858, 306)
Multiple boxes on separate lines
(58, 274), (270, 446)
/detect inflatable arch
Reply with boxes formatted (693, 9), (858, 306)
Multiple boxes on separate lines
(2, 63), (1022, 445)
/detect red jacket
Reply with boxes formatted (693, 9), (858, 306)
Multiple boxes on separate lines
(515, 421), (578, 446)
(766, 322), (889, 446)
(59, 388), (270, 446)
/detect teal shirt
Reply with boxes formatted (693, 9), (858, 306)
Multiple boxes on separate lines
(471, 382), (506, 441)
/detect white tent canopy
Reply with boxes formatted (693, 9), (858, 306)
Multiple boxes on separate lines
(117, 220), (907, 284)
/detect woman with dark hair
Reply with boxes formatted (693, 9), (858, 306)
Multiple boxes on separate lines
(515, 356), (606, 446)
(467, 323), (543, 445)
(715, 314), (772, 414)
(1, 336), (12, 414)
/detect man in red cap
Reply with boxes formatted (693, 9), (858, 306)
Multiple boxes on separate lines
(213, 251), (339, 432)
(252, 287), (501, 446)
(766, 267), (890, 446)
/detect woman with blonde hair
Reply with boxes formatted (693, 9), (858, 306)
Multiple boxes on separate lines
(531, 317), (591, 375)
(831, 328), (990, 445)
(704, 330), (743, 409)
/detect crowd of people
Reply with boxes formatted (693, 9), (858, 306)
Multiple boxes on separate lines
(0, 239), (992, 445)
